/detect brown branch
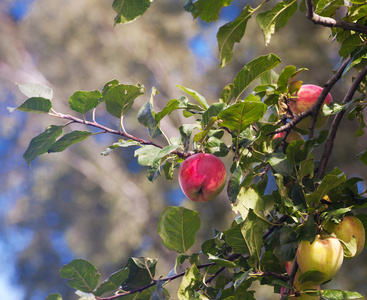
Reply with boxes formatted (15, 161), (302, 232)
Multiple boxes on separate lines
(50, 111), (189, 158)
(280, 256), (298, 300)
(317, 63), (367, 178)
(305, 0), (367, 35)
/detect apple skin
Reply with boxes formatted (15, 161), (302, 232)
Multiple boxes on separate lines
(288, 84), (333, 130)
(281, 260), (320, 299)
(296, 235), (343, 284)
(178, 153), (227, 202)
(273, 130), (304, 143)
(324, 216), (366, 258)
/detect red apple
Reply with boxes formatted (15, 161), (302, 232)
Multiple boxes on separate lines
(288, 84), (333, 130)
(178, 153), (227, 202)
(297, 235), (343, 284)
(273, 130), (304, 143)
(324, 215), (366, 258)
(281, 260), (320, 299)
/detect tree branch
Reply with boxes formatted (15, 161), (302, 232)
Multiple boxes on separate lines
(49, 111), (189, 158)
(317, 63), (367, 178)
(305, 0), (367, 35)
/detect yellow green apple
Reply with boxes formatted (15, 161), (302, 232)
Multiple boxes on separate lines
(324, 215), (366, 258)
(296, 235), (343, 284)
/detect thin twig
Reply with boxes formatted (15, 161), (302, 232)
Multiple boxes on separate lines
(317, 63), (367, 178)
(305, 0), (367, 35)
(48, 111), (189, 158)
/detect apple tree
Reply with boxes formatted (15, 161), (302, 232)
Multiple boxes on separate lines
(8, 0), (367, 299)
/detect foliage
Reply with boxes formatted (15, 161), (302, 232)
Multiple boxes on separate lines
(8, 0), (367, 299)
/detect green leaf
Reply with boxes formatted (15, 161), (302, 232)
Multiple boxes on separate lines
(46, 294), (62, 300)
(218, 95), (267, 132)
(339, 34), (363, 58)
(220, 83), (235, 104)
(48, 131), (93, 153)
(241, 210), (267, 260)
(17, 82), (53, 99)
(112, 0), (152, 25)
(277, 65), (296, 91)
(94, 269), (129, 297)
(233, 54), (281, 100)
(134, 145), (162, 166)
(120, 257), (157, 291)
(7, 97), (52, 114)
(23, 125), (64, 165)
(305, 168), (346, 206)
(103, 83), (145, 118)
(315, 0), (344, 17)
(208, 254), (237, 268)
(155, 97), (189, 124)
(177, 265), (202, 300)
(256, 0), (297, 45)
(266, 152), (294, 177)
(137, 88), (162, 138)
(217, 5), (254, 67)
(225, 222), (250, 254)
(232, 187), (268, 222)
(157, 206), (200, 253)
(191, 0), (232, 22)
(227, 166), (242, 203)
(320, 289), (365, 299)
(176, 85), (209, 110)
(60, 259), (100, 293)
(68, 90), (102, 114)
(357, 149), (367, 166)
(299, 151), (315, 181)
(202, 103), (225, 128)
(101, 139), (142, 156)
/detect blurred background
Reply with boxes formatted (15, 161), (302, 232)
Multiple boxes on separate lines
(1, 0), (367, 299)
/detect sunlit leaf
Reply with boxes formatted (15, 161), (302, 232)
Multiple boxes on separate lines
(103, 83), (145, 118)
(8, 97), (52, 114)
(60, 259), (100, 293)
(48, 131), (93, 153)
(157, 206), (200, 253)
(256, 0), (297, 45)
(217, 5), (254, 67)
(320, 289), (364, 299)
(218, 95), (267, 132)
(68, 90), (102, 114)
(23, 125), (64, 166)
(176, 85), (209, 110)
(94, 269), (129, 297)
(46, 294), (63, 300)
(17, 82), (53, 99)
(112, 0), (152, 25)
(177, 265), (202, 300)
(233, 54), (281, 100)
(191, 0), (233, 22)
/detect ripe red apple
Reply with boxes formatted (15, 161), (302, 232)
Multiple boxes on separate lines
(178, 153), (227, 202)
(288, 84), (333, 130)
(273, 130), (304, 143)
(297, 235), (343, 284)
(324, 215), (366, 258)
